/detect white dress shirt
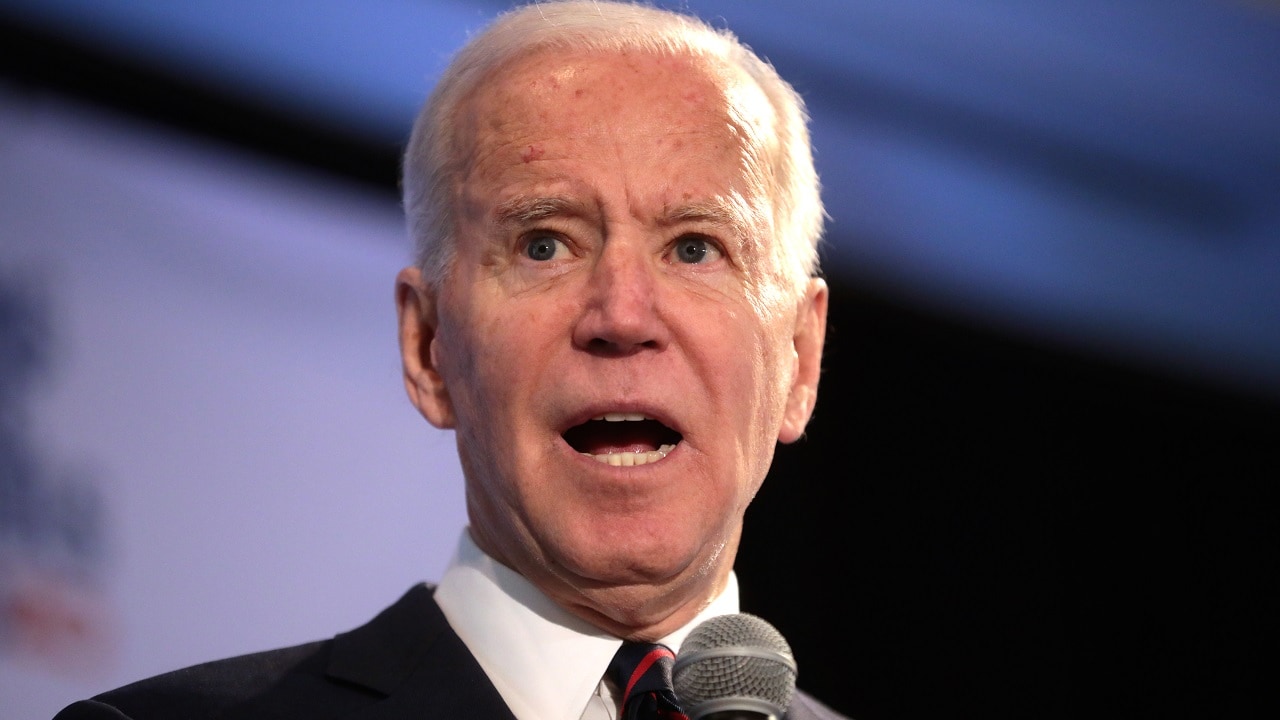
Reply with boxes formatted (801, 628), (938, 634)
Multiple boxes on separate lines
(434, 528), (740, 720)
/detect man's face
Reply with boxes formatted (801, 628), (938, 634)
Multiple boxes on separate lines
(397, 49), (826, 636)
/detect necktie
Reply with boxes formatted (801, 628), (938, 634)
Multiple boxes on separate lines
(608, 641), (690, 720)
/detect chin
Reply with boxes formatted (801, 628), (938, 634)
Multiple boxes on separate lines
(555, 532), (698, 586)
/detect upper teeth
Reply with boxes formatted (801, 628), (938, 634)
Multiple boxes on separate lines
(594, 413), (647, 421)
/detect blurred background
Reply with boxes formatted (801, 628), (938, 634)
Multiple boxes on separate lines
(2, 1), (1276, 718)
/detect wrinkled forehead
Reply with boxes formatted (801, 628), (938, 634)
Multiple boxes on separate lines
(455, 47), (778, 168)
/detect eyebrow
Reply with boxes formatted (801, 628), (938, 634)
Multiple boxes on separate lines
(663, 199), (758, 239)
(492, 196), (586, 226)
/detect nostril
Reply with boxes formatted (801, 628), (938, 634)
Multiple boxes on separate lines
(582, 335), (659, 356)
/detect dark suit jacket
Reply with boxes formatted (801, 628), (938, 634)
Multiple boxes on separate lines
(54, 583), (849, 719)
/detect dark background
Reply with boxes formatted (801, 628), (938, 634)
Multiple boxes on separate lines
(4, 4), (1276, 719)
(743, 283), (1275, 719)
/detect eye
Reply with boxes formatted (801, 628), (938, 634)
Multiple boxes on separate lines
(523, 233), (568, 262)
(669, 235), (722, 265)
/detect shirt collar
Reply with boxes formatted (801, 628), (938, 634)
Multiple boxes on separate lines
(434, 528), (739, 720)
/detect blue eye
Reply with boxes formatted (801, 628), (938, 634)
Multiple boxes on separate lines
(524, 234), (565, 261)
(672, 236), (717, 264)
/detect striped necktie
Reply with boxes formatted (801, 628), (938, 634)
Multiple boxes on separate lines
(608, 641), (690, 720)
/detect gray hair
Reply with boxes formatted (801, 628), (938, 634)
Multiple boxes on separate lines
(401, 0), (824, 291)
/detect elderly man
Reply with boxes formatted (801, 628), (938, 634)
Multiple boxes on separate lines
(55, 2), (840, 719)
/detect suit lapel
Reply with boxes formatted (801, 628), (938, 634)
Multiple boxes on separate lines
(329, 583), (517, 719)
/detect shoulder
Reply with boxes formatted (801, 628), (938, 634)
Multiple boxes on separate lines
(54, 640), (331, 719)
(53, 583), (444, 720)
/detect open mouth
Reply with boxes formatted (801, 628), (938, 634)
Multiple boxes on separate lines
(562, 412), (682, 467)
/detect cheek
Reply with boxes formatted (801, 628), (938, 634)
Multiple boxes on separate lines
(440, 298), (553, 404)
(687, 315), (786, 457)
(737, 314), (797, 426)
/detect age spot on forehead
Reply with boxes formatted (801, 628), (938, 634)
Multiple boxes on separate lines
(521, 144), (545, 163)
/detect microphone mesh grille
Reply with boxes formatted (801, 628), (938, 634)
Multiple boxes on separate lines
(673, 613), (797, 711)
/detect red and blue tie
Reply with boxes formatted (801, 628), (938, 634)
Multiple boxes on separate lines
(608, 641), (689, 720)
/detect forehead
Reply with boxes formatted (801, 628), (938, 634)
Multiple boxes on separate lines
(464, 49), (771, 160)
(484, 48), (729, 113)
(452, 48), (776, 214)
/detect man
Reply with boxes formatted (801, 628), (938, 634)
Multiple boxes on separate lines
(55, 2), (840, 718)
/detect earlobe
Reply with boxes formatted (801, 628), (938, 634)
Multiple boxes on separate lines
(395, 267), (456, 429)
(777, 278), (828, 444)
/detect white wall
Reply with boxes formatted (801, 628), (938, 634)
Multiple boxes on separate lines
(0, 91), (467, 719)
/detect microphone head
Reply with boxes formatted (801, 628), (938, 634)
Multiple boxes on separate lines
(673, 613), (797, 719)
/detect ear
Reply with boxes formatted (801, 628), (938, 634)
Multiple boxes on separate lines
(395, 266), (456, 429)
(777, 277), (828, 444)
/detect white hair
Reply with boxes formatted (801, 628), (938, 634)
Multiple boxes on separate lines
(401, 0), (824, 291)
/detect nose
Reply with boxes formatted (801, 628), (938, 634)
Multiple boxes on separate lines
(571, 241), (668, 355)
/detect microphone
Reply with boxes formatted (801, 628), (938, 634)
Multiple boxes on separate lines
(672, 613), (797, 720)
